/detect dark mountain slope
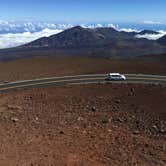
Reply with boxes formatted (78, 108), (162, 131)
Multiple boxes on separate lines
(23, 26), (137, 49)
(0, 26), (165, 61)
(157, 35), (166, 45)
(138, 30), (159, 35)
(24, 26), (104, 48)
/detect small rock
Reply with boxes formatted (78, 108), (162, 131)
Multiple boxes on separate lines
(131, 88), (135, 93)
(101, 119), (109, 124)
(90, 135), (94, 139)
(128, 88), (135, 96)
(160, 128), (165, 133)
(108, 118), (112, 123)
(133, 130), (140, 135)
(35, 117), (39, 121)
(117, 118), (123, 123)
(24, 96), (32, 100)
(108, 129), (112, 133)
(11, 117), (19, 123)
(86, 105), (89, 108)
(91, 107), (96, 112)
(131, 115), (135, 119)
(160, 123), (165, 133)
(77, 116), (84, 121)
(145, 143), (149, 148)
(115, 99), (121, 104)
(112, 106), (119, 111)
(152, 125), (158, 131)
(59, 131), (64, 134)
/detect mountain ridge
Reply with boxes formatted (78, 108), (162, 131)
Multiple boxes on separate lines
(0, 26), (165, 61)
(23, 26), (165, 49)
(157, 34), (166, 45)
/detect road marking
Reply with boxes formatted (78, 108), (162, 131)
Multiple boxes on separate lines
(0, 75), (165, 92)
(69, 81), (162, 86)
(0, 74), (107, 85)
(126, 77), (166, 81)
(2, 76), (166, 87)
(2, 74), (166, 86)
(0, 78), (105, 91)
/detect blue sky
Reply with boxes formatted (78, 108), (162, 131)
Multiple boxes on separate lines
(0, 0), (166, 49)
(0, 0), (165, 23)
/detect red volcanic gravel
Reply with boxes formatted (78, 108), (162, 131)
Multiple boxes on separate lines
(0, 83), (165, 165)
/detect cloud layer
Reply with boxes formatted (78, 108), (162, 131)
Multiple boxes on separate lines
(142, 21), (166, 25)
(0, 21), (74, 48)
(0, 20), (73, 33)
(0, 21), (166, 49)
(0, 28), (62, 49)
(135, 30), (166, 40)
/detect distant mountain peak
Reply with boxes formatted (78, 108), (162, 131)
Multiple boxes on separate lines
(69, 25), (84, 30)
(138, 30), (159, 35)
(24, 26), (139, 49)
(22, 26), (162, 50)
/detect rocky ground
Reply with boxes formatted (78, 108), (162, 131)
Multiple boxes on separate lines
(0, 83), (165, 166)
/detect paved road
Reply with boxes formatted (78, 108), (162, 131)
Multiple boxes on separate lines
(0, 74), (166, 92)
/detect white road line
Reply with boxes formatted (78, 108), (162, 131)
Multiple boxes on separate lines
(2, 74), (166, 86)
(0, 74), (166, 91)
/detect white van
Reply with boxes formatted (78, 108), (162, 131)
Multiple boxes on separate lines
(105, 73), (126, 81)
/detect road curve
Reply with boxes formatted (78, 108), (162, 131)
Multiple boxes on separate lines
(0, 74), (166, 92)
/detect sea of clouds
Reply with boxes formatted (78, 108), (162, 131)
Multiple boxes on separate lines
(0, 28), (63, 48)
(0, 21), (166, 49)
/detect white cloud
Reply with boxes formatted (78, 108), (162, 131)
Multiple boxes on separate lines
(142, 21), (165, 25)
(96, 24), (103, 28)
(80, 23), (103, 29)
(158, 30), (166, 34)
(107, 23), (139, 32)
(135, 34), (164, 40)
(0, 28), (62, 49)
(135, 31), (166, 40)
(119, 28), (140, 32)
(0, 21), (73, 33)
